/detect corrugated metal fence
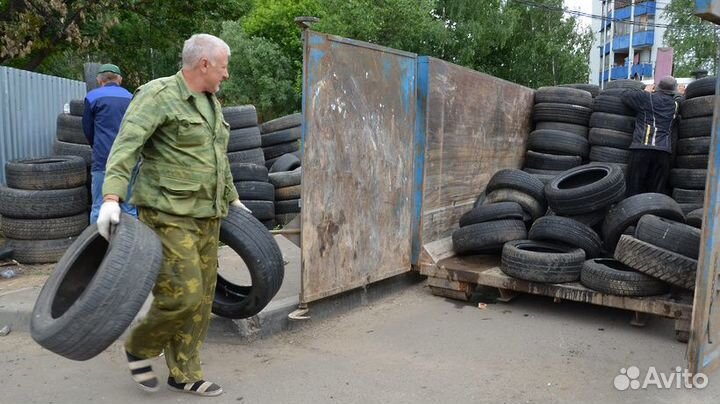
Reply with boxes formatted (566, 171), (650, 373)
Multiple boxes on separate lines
(0, 67), (86, 184)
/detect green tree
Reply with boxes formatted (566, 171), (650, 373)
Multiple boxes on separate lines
(664, 0), (719, 77)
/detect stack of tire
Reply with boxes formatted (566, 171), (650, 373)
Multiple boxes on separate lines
(224, 105), (265, 167)
(230, 163), (275, 230)
(587, 80), (644, 172)
(0, 156), (88, 264)
(269, 166), (302, 226)
(260, 113), (301, 170)
(672, 76), (717, 216)
(452, 169), (543, 255)
(525, 87), (592, 184)
(558, 83), (600, 98)
(53, 100), (93, 169)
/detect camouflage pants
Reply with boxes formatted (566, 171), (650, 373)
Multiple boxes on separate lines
(125, 208), (220, 383)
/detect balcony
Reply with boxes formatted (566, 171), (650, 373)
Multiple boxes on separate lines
(600, 31), (655, 55)
(600, 63), (654, 82)
(602, 1), (656, 29)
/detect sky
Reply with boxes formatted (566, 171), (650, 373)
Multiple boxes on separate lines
(564, 0), (594, 27)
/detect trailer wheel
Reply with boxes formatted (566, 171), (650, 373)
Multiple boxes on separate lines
(501, 240), (585, 283)
(580, 258), (668, 296)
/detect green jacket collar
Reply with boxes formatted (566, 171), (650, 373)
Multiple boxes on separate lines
(175, 70), (194, 101)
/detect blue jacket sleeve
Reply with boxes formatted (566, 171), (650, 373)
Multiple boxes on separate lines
(82, 98), (95, 146)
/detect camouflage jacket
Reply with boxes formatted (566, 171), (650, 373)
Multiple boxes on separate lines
(103, 71), (238, 218)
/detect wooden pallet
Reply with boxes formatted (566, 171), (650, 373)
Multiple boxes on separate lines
(419, 239), (693, 342)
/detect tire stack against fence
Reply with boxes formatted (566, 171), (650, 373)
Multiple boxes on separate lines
(269, 166), (302, 226)
(230, 163), (275, 230)
(525, 87), (592, 184)
(0, 156), (89, 264)
(672, 76), (717, 216)
(587, 80), (644, 172)
(224, 105), (265, 167)
(261, 113), (301, 169)
(53, 100), (93, 168)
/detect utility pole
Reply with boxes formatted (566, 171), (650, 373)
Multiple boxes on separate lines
(600, 1), (606, 88)
(608, 0), (616, 84)
(627, 0), (635, 79)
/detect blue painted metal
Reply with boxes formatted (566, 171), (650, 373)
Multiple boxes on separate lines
(696, 0), (720, 24)
(606, 31), (654, 54)
(0, 67), (85, 185)
(411, 57), (429, 266)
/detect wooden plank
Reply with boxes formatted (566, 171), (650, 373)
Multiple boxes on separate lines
(421, 203), (474, 244)
(429, 286), (470, 302)
(471, 267), (692, 320)
(301, 32), (417, 303)
(420, 236), (456, 266)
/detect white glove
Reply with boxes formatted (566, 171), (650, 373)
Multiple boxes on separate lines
(231, 199), (252, 213)
(97, 200), (121, 240)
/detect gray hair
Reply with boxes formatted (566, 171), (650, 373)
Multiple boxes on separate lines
(97, 72), (120, 83)
(182, 34), (231, 69)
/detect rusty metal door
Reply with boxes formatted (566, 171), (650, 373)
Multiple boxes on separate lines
(300, 31), (417, 303)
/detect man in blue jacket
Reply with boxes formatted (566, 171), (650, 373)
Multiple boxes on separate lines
(621, 76), (681, 196)
(82, 63), (137, 223)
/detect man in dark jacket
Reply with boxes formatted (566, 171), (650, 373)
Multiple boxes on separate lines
(621, 76), (681, 196)
(82, 63), (136, 223)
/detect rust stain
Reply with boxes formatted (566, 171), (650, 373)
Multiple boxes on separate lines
(317, 211), (346, 257)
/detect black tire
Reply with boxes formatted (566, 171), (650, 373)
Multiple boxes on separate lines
(261, 126), (302, 147)
(227, 126), (262, 152)
(260, 113), (301, 134)
(269, 168), (302, 188)
(635, 214), (701, 259)
(263, 141), (299, 160)
(53, 140), (92, 166)
(222, 105), (258, 129)
(589, 146), (630, 163)
(675, 154), (708, 169)
(4, 237), (76, 264)
(5, 156), (86, 190)
(670, 169), (707, 190)
(614, 235), (697, 290)
(580, 258), (668, 296)
(276, 199), (301, 214)
(534, 87), (593, 108)
(275, 185), (302, 201)
(501, 240), (585, 283)
(588, 128), (633, 148)
(452, 220), (527, 255)
(212, 206), (285, 319)
(602, 193), (684, 252)
(679, 116), (713, 138)
(56, 114), (88, 145)
(69, 99), (85, 116)
(685, 76), (716, 99)
(1, 213), (88, 240)
(563, 209), (607, 228)
(486, 169), (545, 202)
(30, 215), (163, 360)
(589, 112), (635, 133)
(605, 79), (645, 90)
(529, 216), (602, 258)
(677, 137), (711, 155)
(534, 121), (588, 138)
(545, 163), (626, 215)
(558, 83), (600, 97)
(527, 129), (589, 158)
(0, 186), (87, 219)
(672, 188), (705, 204)
(678, 203), (704, 216)
(241, 200), (275, 220)
(525, 150), (581, 171)
(686, 208), (704, 229)
(526, 172), (560, 185)
(458, 202), (525, 227)
(533, 103), (592, 125)
(234, 181), (275, 201)
(592, 95), (635, 116)
(269, 153), (302, 173)
(680, 96), (716, 119)
(483, 189), (545, 220)
(227, 148), (265, 166)
(230, 163), (268, 182)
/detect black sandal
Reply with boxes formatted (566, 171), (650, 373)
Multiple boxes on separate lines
(126, 351), (159, 392)
(168, 377), (223, 396)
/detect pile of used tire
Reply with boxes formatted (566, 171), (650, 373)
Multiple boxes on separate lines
(269, 166), (302, 226)
(261, 113), (301, 169)
(224, 105), (265, 167)
(672, 76), (717, 216)
(0, 156), (88, 264)
(454, 163), (697, 297)
(524, 87), (592, 183)
(52, 100), (92, 168)
(587, 80), (643, 172)
(230, 163), (275, 229)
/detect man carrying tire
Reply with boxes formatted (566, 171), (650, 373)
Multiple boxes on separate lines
(98, 34), (251, 397)
(82, 63), (137, 223)
(622, 76), (681, 196)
